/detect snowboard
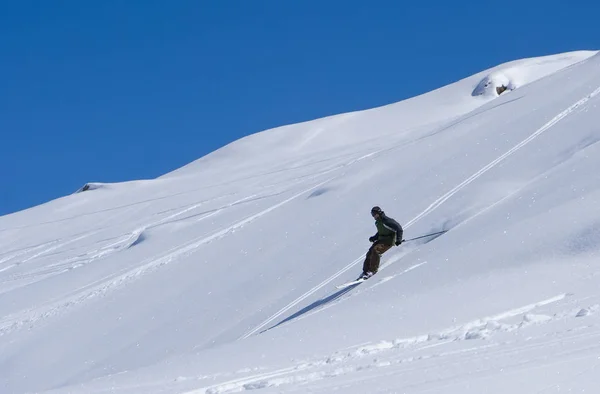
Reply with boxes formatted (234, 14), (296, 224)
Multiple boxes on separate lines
(335, 277), (368, 289)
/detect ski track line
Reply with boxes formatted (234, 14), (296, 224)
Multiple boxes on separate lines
(369, 261), (428, 289)
(266, 261), (431, 331)
(137, 192), (260, 234)
(0, 232), (145, 286)
(240, 254), (364, 339)
(0, 264), (17, 274)
(350, 293), (568, 354)
(0, 193), (271, 296)
(189, 366), (310, 394)
(196, 293), (574, 394)
(241, 85), (600, 341)
(367, 331), (600, 394)
(0, 232), (98, 275)
(0, 240), (59, 266)
(0, 179), (334, 337)
(149, 192), (238, 217)
(265, 259), (420, 325)
(432, 293), (569, 341)
(4, 194), (265, 289)
(242, 243), (416, 338)
(260, 146), (388, 191)
(405, 84), (600, 228)
(306, 331), (600, 394)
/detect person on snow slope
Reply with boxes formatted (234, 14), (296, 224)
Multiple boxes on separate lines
(360, 206), (404, 280)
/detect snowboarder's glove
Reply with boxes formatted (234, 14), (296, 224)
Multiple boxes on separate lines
(395, 239), (404, 246)
(369, 236), (377, 242)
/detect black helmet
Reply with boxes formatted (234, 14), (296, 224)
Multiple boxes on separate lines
(371, 206), (383, 215)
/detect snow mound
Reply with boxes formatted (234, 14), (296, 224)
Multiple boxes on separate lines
(472, 71), (516, 97)
(472, 51), (596, 97)
(75, 182), (108, 193)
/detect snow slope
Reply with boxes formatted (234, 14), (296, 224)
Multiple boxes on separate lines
(1, 50), (600, 394)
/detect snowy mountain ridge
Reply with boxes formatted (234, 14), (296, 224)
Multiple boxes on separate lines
(166, 50), (596, 178)
(2, 50), (600, 394)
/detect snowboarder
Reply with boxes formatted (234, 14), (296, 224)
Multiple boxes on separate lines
(360, 206), (404, 280)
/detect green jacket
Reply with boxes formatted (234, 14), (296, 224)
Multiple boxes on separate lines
(372, 214), (404, 246)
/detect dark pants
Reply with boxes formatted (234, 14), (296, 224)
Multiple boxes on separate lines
(362, 242), (393, 274)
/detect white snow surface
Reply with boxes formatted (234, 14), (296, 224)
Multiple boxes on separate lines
(2, 50), (600, 394)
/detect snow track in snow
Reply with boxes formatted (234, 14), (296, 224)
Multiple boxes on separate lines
(0, 179), (333, 337)
(0, 232), (97, 275)
(241, 84), (600, 341)
(198, 293), (578, 394)
(267, 261), (430, 330)
(0, 144), (380, 337)
(405, 84), (600, 228)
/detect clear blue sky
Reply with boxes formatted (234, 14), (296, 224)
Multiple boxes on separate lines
(1, 1), (597, 216)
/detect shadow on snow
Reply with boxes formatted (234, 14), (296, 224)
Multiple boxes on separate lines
(261, 228), (448, 334)
(261, 283), (359, 333)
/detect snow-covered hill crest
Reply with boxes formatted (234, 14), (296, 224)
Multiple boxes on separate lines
(166, 50), (596, 178)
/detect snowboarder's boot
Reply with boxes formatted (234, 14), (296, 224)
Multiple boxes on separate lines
(359, 271), (374, 280)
